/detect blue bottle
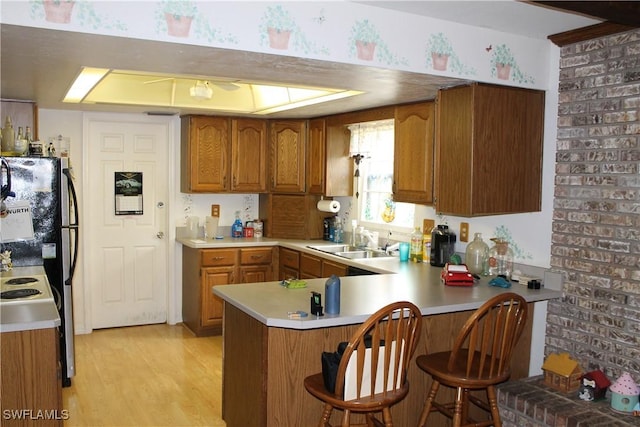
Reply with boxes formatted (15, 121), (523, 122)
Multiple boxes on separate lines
(231, 211), (243, 238)
(325, 275), (341, 315)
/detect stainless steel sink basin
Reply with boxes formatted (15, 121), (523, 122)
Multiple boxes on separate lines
(307, 245), (391, 260)
(307, 244), (360, 253)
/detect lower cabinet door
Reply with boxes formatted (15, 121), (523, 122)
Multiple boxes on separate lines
(240, 265), (272, 283)
(201, 267), (235, 327)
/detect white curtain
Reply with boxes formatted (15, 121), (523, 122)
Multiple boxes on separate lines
(348, 119), (394, 156)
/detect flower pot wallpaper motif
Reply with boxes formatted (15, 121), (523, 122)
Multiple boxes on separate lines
(424, 32), (476, 76)
(260, 5), (295, 49)
(165, 13), (193, 37)
(30, 0), (127, 30)
(258, 5), (328, 55)
(158, 0), (196, 37)
(490, 43), (534, 84)
(349, 19), (407, 66)
(43, 0), (75, 23)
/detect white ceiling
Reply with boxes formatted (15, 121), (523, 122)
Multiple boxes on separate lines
(0, 1), (602, 119)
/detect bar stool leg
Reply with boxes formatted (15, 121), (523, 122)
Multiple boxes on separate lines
(417, 379), (440, 427)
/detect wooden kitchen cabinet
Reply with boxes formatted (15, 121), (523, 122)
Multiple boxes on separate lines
(300, 252), (322, 279)
(322, 259), (348, 277)
(239, 247), (273, 283)
(231, 118), (267, 193)
(182, 246), (274, 336)
(307, 119), (352, 196)
(306, 118), (326, 195)
(1, 327), (62, 427)
(435, 83), (544, 216)
(269, 120), (306, 193)
(259, 193), (325, 239)
(392, 101), (435, 204)
(181, 116), (229, 192)
(279, 247), (300, 280)
(181, 116), (268, 193)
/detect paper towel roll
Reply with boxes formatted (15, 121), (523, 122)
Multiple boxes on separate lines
(317, 200), (340, 213)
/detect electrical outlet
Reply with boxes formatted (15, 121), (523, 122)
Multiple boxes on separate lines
(460, 222), (469, 242)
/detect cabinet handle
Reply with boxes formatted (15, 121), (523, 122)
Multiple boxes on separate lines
(251, 255), (264, 260)
(213, 256), (225, 261)
(233, 175), (237, 186)
(223, 175), (227, 189)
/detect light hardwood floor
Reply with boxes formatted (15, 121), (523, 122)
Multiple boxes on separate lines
(62, 324), (226, 426)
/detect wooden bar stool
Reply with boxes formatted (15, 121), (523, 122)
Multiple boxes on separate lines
(304, 301), (422, 427)
(415, 293), (528, 427)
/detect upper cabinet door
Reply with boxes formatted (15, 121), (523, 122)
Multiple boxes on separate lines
(392, 102), (435, 204)
(435, 83), (544, 216)
(269, 120), (306, 193)
(306, 118), (326, 195)
(231, 118), (267, 193)
(181, 116), (229, 193)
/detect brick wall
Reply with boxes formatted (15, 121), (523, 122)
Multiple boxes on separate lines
(546, 28), (640, 381)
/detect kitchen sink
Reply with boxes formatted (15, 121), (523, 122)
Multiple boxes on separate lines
(307, 245), (392, 260)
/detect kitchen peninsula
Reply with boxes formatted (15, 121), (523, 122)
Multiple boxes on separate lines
(200, 239), (562, 427)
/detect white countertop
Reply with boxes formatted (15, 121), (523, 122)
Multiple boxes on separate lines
(187, 238), (563, 330)
(1, 266), (61, 333)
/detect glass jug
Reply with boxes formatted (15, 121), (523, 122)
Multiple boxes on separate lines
(465, 233), (489, 275)
(488, 238), (514, 279)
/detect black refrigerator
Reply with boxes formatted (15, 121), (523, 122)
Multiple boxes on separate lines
(0, 156), (79, 387)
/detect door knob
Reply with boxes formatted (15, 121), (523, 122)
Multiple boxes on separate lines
(157, 231), (164, 239)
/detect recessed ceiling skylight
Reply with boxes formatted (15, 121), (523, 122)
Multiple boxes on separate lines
(63, 68), (364, 115)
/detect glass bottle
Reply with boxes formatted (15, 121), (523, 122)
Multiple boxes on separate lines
(465, 233), (489, 275)
(422, 225), (432, 264)
(1, 116), (15, 154)
(488, 238), (514, 279)
(409, 227), (423, 263)
(14, 126), (27, 155)
(332, 217), (343, 243)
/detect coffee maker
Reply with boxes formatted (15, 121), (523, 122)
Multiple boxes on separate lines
(430, 225), (457, 267)
(323, 217), (333, 241)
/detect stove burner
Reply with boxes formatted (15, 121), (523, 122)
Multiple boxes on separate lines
(1, 288), (42, 299)
(5, 277), (39, 286)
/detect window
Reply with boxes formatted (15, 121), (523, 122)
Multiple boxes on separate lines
(348, 120), (414, 230)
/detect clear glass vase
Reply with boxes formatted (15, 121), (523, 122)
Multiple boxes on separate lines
(488, 238), (514, 279)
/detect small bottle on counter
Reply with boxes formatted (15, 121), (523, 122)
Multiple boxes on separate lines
(332, 217), (343, 243)
(409, 227), (423, 263)
(231, 211), (243, 238)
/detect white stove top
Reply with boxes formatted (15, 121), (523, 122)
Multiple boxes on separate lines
(0, 273), (54, 304)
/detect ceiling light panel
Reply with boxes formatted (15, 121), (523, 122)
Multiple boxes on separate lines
(65, 68), (363, 115)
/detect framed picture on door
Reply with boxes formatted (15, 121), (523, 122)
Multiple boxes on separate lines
(114, 171), (143, 215)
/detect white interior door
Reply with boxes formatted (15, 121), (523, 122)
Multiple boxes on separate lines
(86, 114), (170, 329)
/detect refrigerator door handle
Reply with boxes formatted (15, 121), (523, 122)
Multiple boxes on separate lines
(63, 167), (79, 286)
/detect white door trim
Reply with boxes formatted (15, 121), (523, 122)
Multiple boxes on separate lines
(81, 112), (178, 333)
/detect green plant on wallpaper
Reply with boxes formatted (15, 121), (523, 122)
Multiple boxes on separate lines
(490, 44), (534, 84)
(154, 0), (237, 43)
(29, 0), (127, 31)
(494, 225), (532, 260)
(259, 5), (329, 55)
(349, 19), (408, 66)
(425, 32), (476, 76)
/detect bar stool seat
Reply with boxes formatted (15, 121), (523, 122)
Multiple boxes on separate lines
(304, 301), (422, 427)
(415, 292), (528, 427)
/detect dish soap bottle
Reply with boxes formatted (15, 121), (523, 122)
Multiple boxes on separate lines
(231, 211), (243, 238)
(410, 227), (423, 263)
